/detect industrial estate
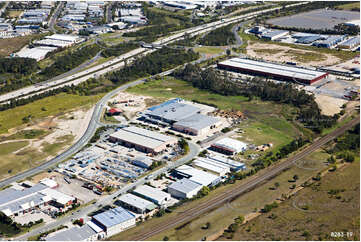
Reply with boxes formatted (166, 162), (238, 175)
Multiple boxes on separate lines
(0, 1), (359, 242)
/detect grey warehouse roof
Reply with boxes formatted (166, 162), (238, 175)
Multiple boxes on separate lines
(0, 183), (48, 207)
(340, 36), (360, 47)
(218, 58), (327, 81)
(146, 102), (201, 122)
(133, 185), (170, 204)
(168, 178), (203, 194)
(118, 193), (157, 211)
(262, 30), (288, 38)
(93, 206), (135, 228)
(110, 126), (176, 149)
(173, 114), (220, 131)
(46, 224), (97, 241)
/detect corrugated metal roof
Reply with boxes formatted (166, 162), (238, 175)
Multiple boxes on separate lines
(212, 138), (247, 153)
(168, 178), (203, 194)
(218, 58), (327, 81)
(133, 185), (170, 204)
(118, 193), (157, 211)
(146, 102), (201, 122)
(110, 126), (177, 149)
(46, 224), (97, 241)
(339, 36), (360, 47)
(173, 114), (220, 131)
(93, 206), (135, 228)
(193, 158), (230, 174)
(0, 183), (48, 207)
(175, 165), (220, 186)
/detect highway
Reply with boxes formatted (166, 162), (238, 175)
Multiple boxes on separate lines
(127, 116), (360, 241)
(0, 1), (308, 104)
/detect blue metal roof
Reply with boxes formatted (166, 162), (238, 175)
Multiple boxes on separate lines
(93, 206), (135, 228)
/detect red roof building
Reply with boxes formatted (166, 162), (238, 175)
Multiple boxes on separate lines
(107, 108), (122, 116)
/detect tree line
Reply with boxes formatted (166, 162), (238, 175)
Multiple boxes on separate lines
(173, 64), (338, 132)
(107, 47), (199, 84)
(40, 44), (101, 78)
(101, 42), (138, 58)
(0, 57), (38, 75)
(198, 25), (236, 46)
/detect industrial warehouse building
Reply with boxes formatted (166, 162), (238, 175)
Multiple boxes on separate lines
(133, 185), (171, 206)
(172, 113), (222, 136)
(167, 178), (203, 199)
(142, 99), (221, 136)
(0, 183), (75, 217)
(46, 221), (104, 241)
(131, 156), (153, 169)
(116, 193), (157, 215)
(217, 58), (328, 85)
(143, 99), (201, 125)
(206, 155), (247, 172)
(109, 126), (177, 154)
(173, 165), (221, 187)
(312, 35), (347, 48)
(92, 207), (136, 237)
(338, 36), (360, 49)
(193, 157), (230, 176)
(211, 137), (247, 155)
(261, 30), (289, 40)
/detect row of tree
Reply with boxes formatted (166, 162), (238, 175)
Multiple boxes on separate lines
(101, 42), (138, 58)
(173, 64), (338, 132)
(40, 44), (101, 78)
(107, 48), (199, 84)
(0, 57), (38, 75)
(198, 25), (236, 46)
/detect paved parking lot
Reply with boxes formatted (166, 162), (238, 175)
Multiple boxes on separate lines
(14, 211), (54, 225)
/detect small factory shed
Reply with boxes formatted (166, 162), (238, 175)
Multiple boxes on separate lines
(211, 137), (247, 155)
(173, 165), (221, 187)
(172, 114), (221, 136)
(92, 206), (136, 237)
(132, 185), (171, 206)
(131, 156), (153, 169)
(116, 193), (157, 214)
(109, 126), (177, 154)
(167, 178), (203, 199)
(193, 157), (230, 176)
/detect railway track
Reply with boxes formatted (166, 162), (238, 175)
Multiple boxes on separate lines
(129, 117), (359, 241)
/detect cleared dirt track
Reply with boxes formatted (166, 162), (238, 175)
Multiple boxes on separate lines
(128, 117), (360, 241)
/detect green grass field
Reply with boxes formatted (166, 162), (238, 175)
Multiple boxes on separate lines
(194, 46), (225, 55)
(335, 2), (360, 11)
(0, 141), (29, 156)
(219, 157), (360, 241)
(0, 93), (103, 134)
(0, 134), (74, 181)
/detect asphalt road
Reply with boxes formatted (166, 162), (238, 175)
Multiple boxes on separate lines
(128, 116), (360, 241)
(48, 2), (64, 33)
